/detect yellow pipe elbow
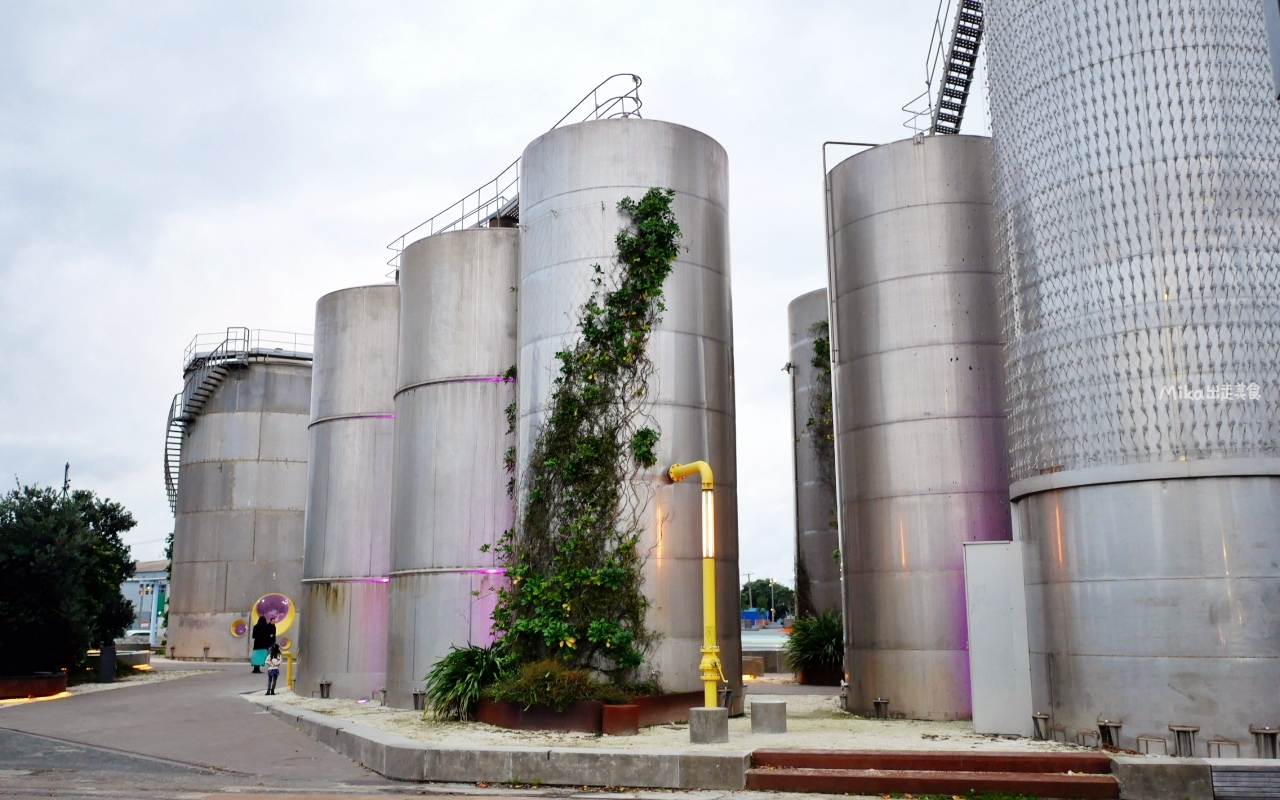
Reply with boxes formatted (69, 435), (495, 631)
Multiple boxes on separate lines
(669, 460), (714, 490)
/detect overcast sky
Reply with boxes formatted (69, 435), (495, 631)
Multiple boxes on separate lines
(0, 1), (989, 584)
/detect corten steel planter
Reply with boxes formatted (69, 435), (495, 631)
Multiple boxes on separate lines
(634, 691), (703, 726)
(0, 674), (67, 700)
(475, 691), (706, 732)
(476, 698), (605, 732)
(602, 704), (640, 736)
(797, 664), (843, 686)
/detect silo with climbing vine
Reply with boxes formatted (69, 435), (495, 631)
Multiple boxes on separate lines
(513, 118), (742, 710)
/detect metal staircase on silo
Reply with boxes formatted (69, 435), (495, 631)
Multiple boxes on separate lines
(383, 74), (643, 278)
(163, 328), (251, 514)
(930, 0), (984, 135)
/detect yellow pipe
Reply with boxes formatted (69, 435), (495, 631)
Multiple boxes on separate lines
(669, 461), (724, 708)
(669, 461), (714, 490)
(284, 651), (296, 692)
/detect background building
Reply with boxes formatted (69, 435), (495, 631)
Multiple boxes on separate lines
(120, 559), (168, 645)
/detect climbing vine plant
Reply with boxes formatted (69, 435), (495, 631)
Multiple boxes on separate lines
(489, 188), (681, 682)
(797, 319), (835, 617)
(807, 319), (835, 494)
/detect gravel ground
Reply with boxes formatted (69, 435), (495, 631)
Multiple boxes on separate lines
(259, 690), (1085, 754)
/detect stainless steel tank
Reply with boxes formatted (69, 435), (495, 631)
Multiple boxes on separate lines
(827, 134), (1009, 720)
(385, 228), (518, 708)
(169, 340), (312, 660)
(298, 285), (399, 700)
(788, 289), (841, 616)
(987, 0), (1280, 749)
(518, 118), (742, 708)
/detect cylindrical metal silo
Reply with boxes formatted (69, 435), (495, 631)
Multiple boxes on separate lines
(828, 134), (1009, 720)
(298, 285), (398, 700)
(170, 336), (312, 660)
(518, 118), (742, 708)
(385, 228), (518, 708)
(788, 289), (841, 616)
(987, 0), (1280, 748)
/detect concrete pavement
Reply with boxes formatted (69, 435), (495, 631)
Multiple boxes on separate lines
(0, 659), (390, 797)
(0, 660), (836, 800)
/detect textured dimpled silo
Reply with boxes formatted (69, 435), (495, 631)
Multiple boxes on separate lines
(385, 228), (518, 708)
(828, 135), (1009, 720)
(297, 285), (398, 700)
(987, 0), (1280, 747)
(517, 119), (742, 708)
(788, 289), (841, 616)
(170, 354), (312, 660)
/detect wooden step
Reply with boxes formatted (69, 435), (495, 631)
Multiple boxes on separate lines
(745, 766), (1120, 798)
(752, 748), (1113, 774)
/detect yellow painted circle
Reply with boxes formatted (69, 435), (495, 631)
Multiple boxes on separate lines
(251, 593), (296, 635)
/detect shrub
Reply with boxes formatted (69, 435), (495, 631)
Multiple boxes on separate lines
(423, 644), (510, 721)
(0, 485), (136, 675)
(784, 609), (844, 673)
(482, 659), (668, 711)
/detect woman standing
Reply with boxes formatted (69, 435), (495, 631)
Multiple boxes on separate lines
(250, 615), (276, 673)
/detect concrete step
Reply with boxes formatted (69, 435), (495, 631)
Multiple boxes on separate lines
(752, 748), (1113, 773)
(745, 766), (1120, 797)
(747, 750), (1119, 798)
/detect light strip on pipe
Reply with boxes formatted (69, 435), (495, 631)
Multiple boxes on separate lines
(702, 489), (715, 558)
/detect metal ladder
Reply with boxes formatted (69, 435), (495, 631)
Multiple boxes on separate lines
(163, 329), (250, 514)
(930, 0), (984, 135)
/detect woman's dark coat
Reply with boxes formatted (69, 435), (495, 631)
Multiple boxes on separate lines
(251, 618), (276, 650)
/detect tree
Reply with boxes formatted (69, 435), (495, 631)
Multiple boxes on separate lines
(0, 485), (136, 675)
(740, 578), (795, 619)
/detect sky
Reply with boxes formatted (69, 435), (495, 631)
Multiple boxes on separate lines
(0, 1), (989, 584)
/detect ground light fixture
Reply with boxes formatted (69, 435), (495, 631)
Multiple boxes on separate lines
(667, 461), (724, 708)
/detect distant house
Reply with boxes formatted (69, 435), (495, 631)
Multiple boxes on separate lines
(121, 560), (169, 645)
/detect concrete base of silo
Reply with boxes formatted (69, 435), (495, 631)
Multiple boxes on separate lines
(168, 612), (253, 661)
(296, 581), (389, 701)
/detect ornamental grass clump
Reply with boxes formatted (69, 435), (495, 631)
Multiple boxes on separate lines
(422, 643), (512, 721)
(484, 659), (630, 711)
(491, 187), (682, 685)
(784, 609), (844, 673)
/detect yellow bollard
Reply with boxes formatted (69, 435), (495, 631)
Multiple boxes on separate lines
(284, 651), (296, 692)
(669, 461), (725, 709)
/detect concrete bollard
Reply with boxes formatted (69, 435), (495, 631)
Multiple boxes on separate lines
(751, 700), (787, 733)
(690, 706), (729, 744)
(97, 643), (116, 684)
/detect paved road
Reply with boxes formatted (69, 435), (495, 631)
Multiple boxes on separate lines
(0, 660), (813, 800)
(0, 660), (397, 797)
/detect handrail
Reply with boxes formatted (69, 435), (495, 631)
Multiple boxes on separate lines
(549, 73), (643, 130)
(384, 74), (643, 276)
(384, 158), (521, 273)
(164, 393), (182, 513)
(166, 326), (313, 515)
(183, 328), (312, 372)
(902, 0), (955, 133)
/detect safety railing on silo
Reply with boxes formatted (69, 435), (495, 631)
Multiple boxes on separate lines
(164, 327), (313, 514)
(384, 74), (643, 278)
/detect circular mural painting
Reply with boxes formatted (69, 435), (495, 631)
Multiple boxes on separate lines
(252, 593), (296, 636)
(229, 619), (249, 637)
(277, 636), (291, 651)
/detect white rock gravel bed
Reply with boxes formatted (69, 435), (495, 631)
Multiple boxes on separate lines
(265, 690), (1084, 754)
